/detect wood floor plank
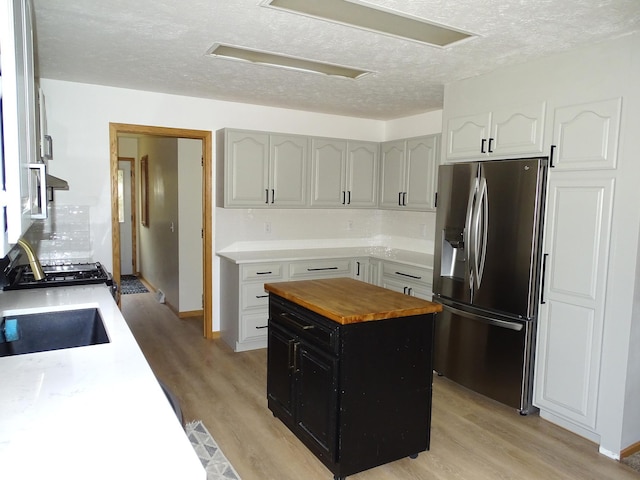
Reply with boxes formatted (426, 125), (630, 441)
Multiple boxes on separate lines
(121, 293), (638, 480)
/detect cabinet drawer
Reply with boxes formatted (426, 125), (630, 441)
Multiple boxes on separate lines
(242, 283), (270, 309)
(382, 262), (432, 287)
(289, 258), (351, 279)
(242, 263), (283, 281)
(240, 311), (270, 342)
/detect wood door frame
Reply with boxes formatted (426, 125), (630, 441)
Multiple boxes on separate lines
(117, 157), (138, 275)
(109, 123), (214, 339)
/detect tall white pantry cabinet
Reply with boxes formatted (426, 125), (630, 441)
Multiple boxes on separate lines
(440, 33), (640, 457)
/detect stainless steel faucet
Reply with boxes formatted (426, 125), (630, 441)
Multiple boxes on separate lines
(17, 238), (45, 281)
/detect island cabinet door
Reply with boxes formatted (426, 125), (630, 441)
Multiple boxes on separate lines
(266, 324), (295, 421)
(295, 344), (339, 462)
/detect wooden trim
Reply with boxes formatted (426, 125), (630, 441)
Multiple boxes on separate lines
(109, 123), (214, 339)
(179, 310), (204, 319)
(621, 441), (640, 459)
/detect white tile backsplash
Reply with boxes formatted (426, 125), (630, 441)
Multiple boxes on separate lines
(25, 205), (93, 263)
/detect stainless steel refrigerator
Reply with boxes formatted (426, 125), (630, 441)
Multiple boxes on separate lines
(433, 157), (547, 414)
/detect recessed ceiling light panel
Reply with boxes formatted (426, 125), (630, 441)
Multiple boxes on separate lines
(263, 0), (475, 47)
(206, 43), (372, 79)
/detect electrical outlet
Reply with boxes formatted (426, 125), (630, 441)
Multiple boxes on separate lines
(421, 224), (427, 237)
(264, 222), (271, 234)
(347, 220), (353, 230)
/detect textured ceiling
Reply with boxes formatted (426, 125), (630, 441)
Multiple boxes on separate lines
(32, 0), (640, 120)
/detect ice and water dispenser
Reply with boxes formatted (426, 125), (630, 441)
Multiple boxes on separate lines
(440, 226), (466, 279)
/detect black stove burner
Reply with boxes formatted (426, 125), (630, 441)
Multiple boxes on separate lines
(4, 262), (113, 290)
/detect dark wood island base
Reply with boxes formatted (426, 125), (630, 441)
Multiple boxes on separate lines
(264, 278), (442, 480)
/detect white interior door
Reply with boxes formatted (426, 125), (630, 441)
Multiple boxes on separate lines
(119, 160), (134, 275)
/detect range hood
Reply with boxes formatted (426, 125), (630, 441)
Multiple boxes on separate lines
(46, 173), (69, 190)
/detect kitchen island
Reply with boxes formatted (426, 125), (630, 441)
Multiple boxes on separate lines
(265, 277), (442, 480)
(0, 285), (204, 480)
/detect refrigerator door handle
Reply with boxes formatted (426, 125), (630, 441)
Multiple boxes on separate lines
(474, 175), (489, 288)
(444, 304), (524, 331)
(465, 178), (478, 298)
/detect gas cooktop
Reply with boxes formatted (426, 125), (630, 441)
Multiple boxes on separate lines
(3, 262), (113, 290)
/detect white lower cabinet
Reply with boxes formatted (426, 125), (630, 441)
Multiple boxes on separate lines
(219, 254), (433, 351)
(381, 261), (433, 300)
(534, 174), (614, 434)
(220, 259), (284, 352)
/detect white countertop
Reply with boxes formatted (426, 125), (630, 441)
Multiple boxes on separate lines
(218, 246), (433, 269)
(0, 285), (205, 480)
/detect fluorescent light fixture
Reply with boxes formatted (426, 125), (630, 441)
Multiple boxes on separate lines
(264, 0), (474, 47)
(206, 43), (371, 79)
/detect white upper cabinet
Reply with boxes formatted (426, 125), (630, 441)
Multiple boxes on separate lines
(379, 135), (439, 211)
(1, 0), (39, 255)
(222, 129), (308, 208)
(445, 102), (546, 161)
(269, 135), (309, 207)
(346, 141), (378, 207)
(310, 138), (378, 208)
(549, 98), (622, 170)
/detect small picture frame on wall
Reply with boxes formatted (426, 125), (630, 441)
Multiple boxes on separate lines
(141, 155), (149, 227)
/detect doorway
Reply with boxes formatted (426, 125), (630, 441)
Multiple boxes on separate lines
(109, 123), (213, 339)
(117, 157), (136, 276)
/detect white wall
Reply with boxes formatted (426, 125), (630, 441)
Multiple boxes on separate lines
(178, 138), (203, 313)
(137, 136), (179, 308)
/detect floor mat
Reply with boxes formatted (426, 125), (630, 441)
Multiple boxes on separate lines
(186, 420), (241, 480)
(120, 275), (149, 294)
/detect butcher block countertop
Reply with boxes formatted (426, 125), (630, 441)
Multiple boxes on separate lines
(264, 277), (442, 325)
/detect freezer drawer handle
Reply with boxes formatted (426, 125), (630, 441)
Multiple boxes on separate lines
(395, 271), (421, 280)
(445, 304), (524, 331)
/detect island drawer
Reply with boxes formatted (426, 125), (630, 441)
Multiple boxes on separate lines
(269, 296), (340, 354)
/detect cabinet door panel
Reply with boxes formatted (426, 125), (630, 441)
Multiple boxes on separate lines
(226, 131), (270, 206)
(536, 301), (596, 421)
(296, 344), (338, 458)
(446, 112), (491, 160)
(491, 102), (545, 156)
(346, 141), (378, 207)
(406, 136), (438, 210)
(241, 283), (270, 309)
(534, 176), (614, 430)
(271, 135), (308, 206)
(239, 311), (269, 343)
(379, 140), (405, 208)
(310, 139), (346, 207)
(551, 98), (621, 170)
(267, 325), (295, 418)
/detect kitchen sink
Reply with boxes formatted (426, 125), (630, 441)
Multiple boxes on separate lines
(0, 308), (109, 357)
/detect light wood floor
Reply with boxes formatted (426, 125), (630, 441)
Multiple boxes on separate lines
(121, 292), (638, 480)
